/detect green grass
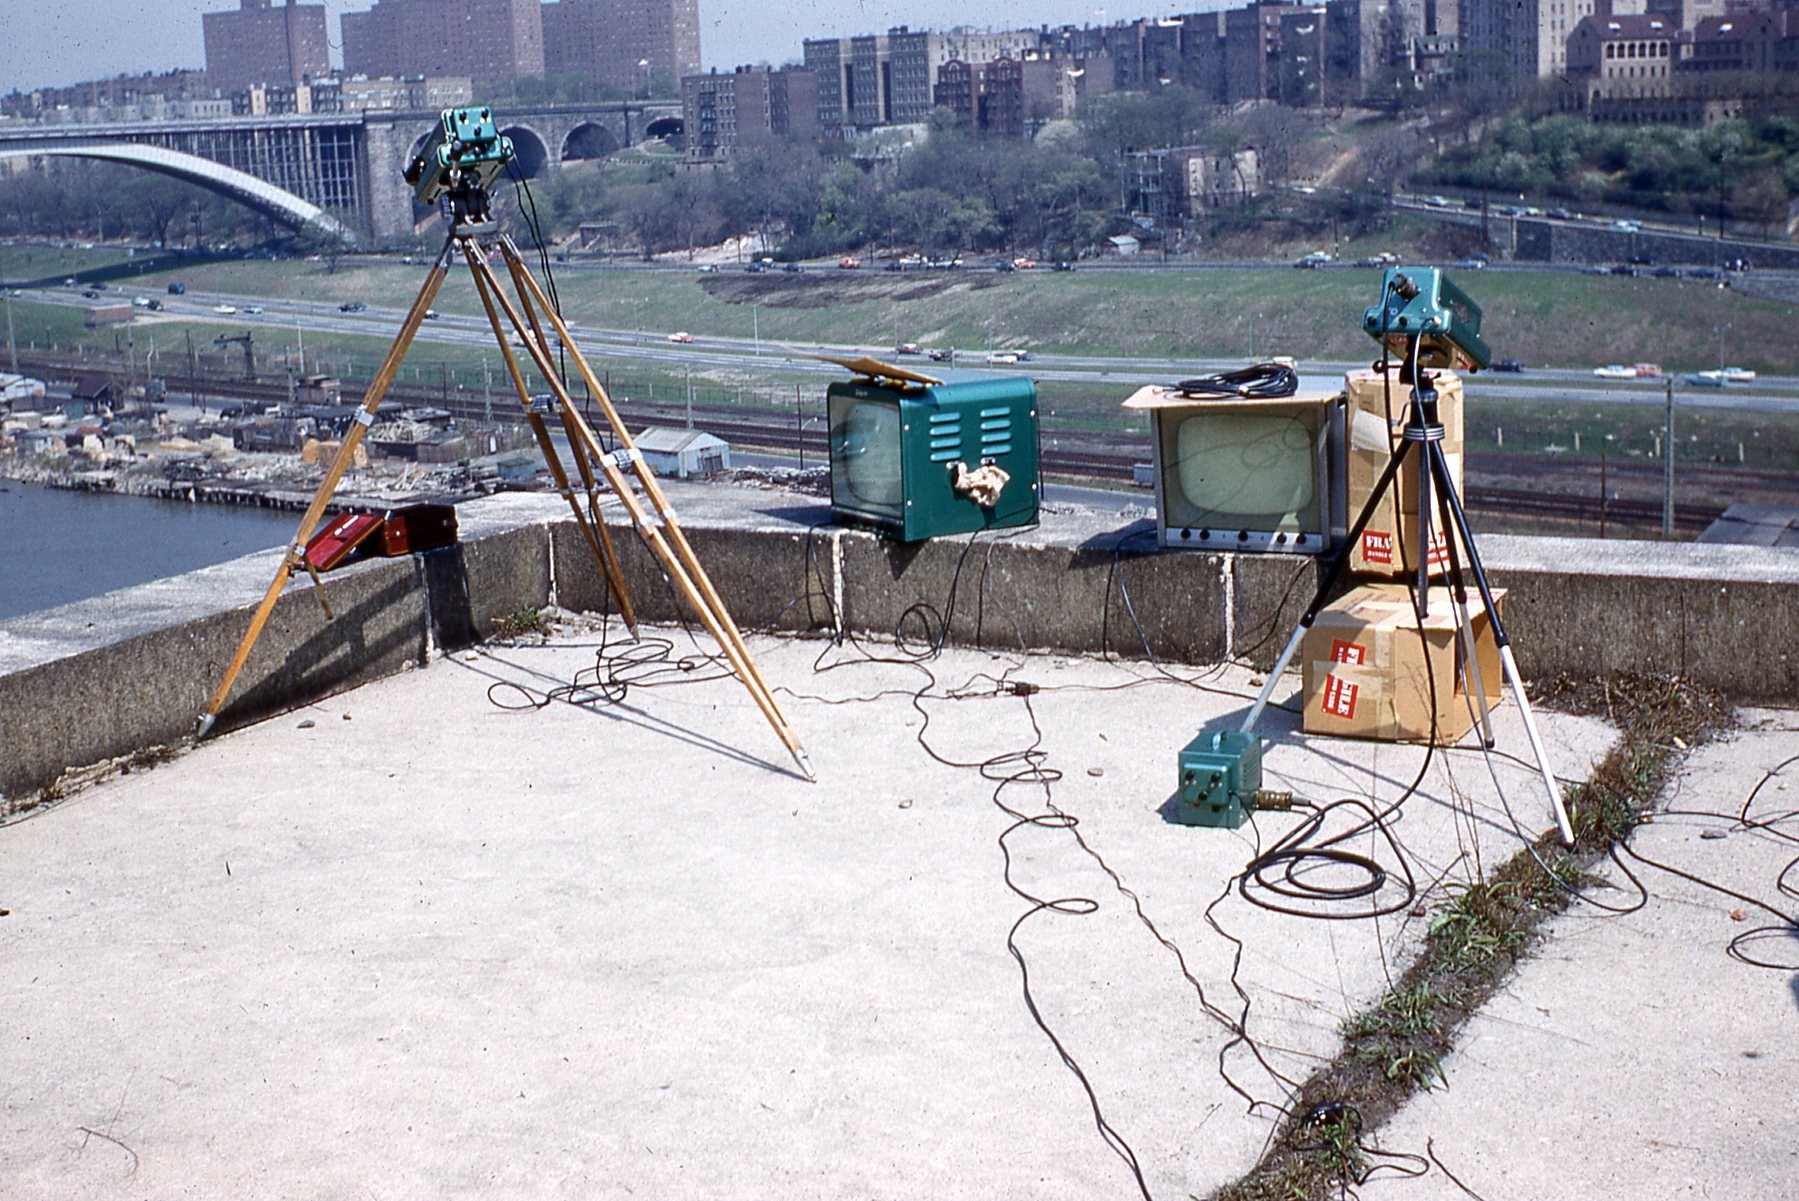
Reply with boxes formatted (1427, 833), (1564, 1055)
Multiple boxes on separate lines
(14, 246), (1799, 376)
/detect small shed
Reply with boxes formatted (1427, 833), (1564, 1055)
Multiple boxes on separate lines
(632, 426), (730, 479)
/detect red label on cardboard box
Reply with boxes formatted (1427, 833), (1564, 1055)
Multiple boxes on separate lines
(1362, 530), (1393, 564)
(1426, 531), (1448, 566)
(1321, 673), (1359, 719)
(1330, 639), (1366, 666)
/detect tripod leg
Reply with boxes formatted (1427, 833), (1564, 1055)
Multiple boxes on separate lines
(1429, 449), (1495, 748)
(492, 242), (810, 773)
(502, 268), (639, 637)
(199, 249), (451, 736)
(467, 242), (814, 780)
(1433, 448), (1576, 846)
(1239, 434), (1420, 734)
(455, 238), (640, 636)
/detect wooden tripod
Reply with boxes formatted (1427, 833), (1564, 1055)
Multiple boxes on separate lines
(198, 231), (815, 781)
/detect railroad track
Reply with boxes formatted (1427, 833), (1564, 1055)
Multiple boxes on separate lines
(12, 353), (1775, 532)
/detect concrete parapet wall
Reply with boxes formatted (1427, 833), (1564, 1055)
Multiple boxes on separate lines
(2, 485), (1794, 806)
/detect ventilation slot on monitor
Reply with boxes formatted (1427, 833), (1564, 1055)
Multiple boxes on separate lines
(927, 412), (963, 463)
(978, 407), (1013, 457)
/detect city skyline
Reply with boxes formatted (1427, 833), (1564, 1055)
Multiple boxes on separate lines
(1, 0), (1203, 96)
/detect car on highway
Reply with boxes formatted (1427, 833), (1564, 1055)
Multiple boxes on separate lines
(1685, 371), (1727, 387)
(1050, 261), (1074, 272)
(986, 351), (1022, 365)
(1722, 366), (1757, 382)
(894, 342), (921, 355)
(132, 296), (150, 308)
(837, 256), (861, 269)
(213, 303), (237, 314)
(167, 282), (186, 294)
(337, 301), (366, 312)
(667, 331), (695, 343)
(781, 262), (803, 273)
(423, 309), (439, 319)
(1490, 358), (1525, 373)
(1548, 208), (1574, 220)
(1593, 364), (1638, 380)
(242, 304), (263, 314)
(928, 348), (955, 362)
(1611, 219), (1640, 232)
(1012, 257), (1037, 269)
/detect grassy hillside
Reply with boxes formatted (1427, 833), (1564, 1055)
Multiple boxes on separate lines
(8, 245), (1794, 375)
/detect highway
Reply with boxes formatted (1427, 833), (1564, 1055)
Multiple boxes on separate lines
(21, 278), (1799, 414)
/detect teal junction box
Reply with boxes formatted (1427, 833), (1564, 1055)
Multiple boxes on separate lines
(827, 370), (1040, 541)
(1175, 730), (1263, 829)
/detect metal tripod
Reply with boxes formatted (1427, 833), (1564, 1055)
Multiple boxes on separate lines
(197, 226), (815, 782)
(1239, 361), (1575, 845)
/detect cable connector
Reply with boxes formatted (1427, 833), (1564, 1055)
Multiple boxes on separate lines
(1009, 681), (1040, 696)
(1252, 788), (1295, 811)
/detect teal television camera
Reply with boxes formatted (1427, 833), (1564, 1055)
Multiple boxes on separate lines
(1362, 267), (1490, 372)
(403, 107), (515, 225)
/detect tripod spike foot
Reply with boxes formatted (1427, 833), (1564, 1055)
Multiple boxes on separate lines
(196, 712), (217, 739)
(795, 749), (817, 783)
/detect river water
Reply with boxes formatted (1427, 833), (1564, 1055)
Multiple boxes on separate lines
(0, 482), (300, 621)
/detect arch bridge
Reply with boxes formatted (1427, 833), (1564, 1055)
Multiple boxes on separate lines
(0, 102), (682, 244)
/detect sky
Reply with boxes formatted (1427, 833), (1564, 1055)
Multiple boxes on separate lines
(0, 0), (1197, 95)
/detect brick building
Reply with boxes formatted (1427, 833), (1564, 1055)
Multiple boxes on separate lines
(543, 0), (703, 96)
(342, 0), (544, 94)
(202, 0), (331, 93)
(682, 66), (819, 159)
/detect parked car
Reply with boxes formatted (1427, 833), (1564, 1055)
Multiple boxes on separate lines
(1490, 358), (1525, 373)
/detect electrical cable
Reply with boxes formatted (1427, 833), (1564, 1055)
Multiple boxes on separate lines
(1173, 362), (1299, 399)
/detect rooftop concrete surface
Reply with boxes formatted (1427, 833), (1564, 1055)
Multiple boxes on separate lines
(2, 624), (1625, 1199)
(1357, 708), (1799, 1201)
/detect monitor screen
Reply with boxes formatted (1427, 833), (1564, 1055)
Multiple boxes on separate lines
(1158, 402), (1331, 548)
(829, 395), (904, 523)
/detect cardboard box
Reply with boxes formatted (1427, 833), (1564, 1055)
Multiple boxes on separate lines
(1344, 368), (1463, 579)
(1302, 583), (1504, 745)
